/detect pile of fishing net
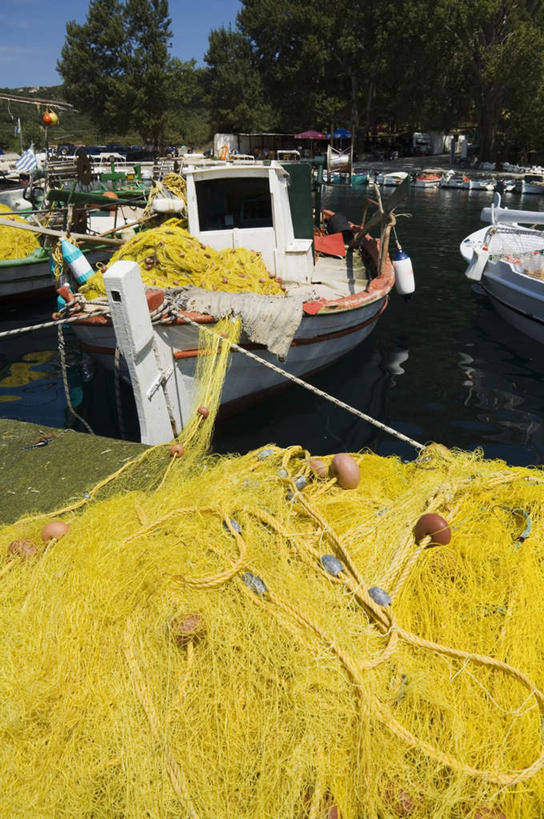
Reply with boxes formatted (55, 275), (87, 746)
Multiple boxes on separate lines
(79, 218), (284, 300)
(2, 317), (544, 818)
(0, 203), (40, 259)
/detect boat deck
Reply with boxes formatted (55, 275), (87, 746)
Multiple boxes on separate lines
(311, 248), (369, 297)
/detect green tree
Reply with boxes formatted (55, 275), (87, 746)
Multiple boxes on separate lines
(57, 0), (174, 145)
(124, 0), (172, 146)
(57, 0), (130, 136)
(433, 0), (544, 160)
(204, 26), (273, 133)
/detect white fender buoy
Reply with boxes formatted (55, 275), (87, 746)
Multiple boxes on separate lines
(393, 249), (415, 297)
(464, 245), (489, 281)
(61, 238), (93, 285)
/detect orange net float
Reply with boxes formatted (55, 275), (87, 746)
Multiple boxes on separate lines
(101, 190), (119, 215)
(413, 513), (451, 547)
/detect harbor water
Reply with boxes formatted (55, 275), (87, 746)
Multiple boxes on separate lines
(2, 184), (544, 466)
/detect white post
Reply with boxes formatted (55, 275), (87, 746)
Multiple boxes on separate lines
(104, 260), (182, 445)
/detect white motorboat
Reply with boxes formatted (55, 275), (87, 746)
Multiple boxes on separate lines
(440, 171), (467, 189)
(376, 171), (409, 186)
(460, 192), (544, 344)
(66, 160), (409, 443)
(463, 177), (496, 191)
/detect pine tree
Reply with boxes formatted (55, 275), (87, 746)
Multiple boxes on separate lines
(57, 0), (173, 146)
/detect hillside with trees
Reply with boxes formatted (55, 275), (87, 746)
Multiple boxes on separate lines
(1, 0), (544, 163)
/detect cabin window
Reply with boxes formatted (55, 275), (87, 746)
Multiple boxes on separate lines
(195, 177), (273, 231)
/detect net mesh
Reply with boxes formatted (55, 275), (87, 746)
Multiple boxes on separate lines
(78, 219), (285, 300)
(0, 202), (40, 259)
(1, 318), (544, 818)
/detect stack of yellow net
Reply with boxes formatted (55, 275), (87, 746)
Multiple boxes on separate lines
(2, 317), (544, 817)
(0, 203), (40, 259)
(79, 219), (284, 300)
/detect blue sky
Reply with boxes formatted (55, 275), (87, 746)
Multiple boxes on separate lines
(0, 0), (242, 88)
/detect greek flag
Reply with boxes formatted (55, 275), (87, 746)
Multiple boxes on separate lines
(15, 145), (37, 172)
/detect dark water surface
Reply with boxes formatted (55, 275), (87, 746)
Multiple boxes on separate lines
(2, 185), (544, 466)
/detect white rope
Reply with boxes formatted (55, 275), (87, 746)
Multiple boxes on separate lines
(171, 307), (425, 452)
(0, 309), (110, 339)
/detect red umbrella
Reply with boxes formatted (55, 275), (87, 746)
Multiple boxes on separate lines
(294, 129), (326, 139)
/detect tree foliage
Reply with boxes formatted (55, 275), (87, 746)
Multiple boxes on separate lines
(52, 0), (544, 161)
(58, 0), (176, 145)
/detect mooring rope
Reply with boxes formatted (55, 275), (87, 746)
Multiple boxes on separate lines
(170, 307), (425, 452)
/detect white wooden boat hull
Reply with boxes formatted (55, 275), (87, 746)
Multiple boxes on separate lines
(413, 178), (441, 188)
(0, 248), (112, 303)
(0, 256), (53, 301)
(464, 179), (495, 191)
(479, 261), (544, 344)
(461, 218), (544, 344)
(73, 294), (389, 412)
(521, 180), (544, 195)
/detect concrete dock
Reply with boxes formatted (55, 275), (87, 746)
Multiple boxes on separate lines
(0, 419), (148, 524)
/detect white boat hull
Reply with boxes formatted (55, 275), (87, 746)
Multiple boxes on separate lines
(479, 260), (544, 344)
(0, 248), (112, 303)
(521, 180), (544, 195)
(461, 213), (544, 344)
(73, 294), (389, 413)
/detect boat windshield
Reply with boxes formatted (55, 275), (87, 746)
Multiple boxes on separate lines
(195, 177), (273, 231)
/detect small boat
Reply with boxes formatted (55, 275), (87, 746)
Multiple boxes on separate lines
(520, 174), (544, 195)
(376, 171), (409, 186)
(66, 161), (412, 443)
(460, 192), (544, 344)
(439, 171), (467, 189)
(0, 188), (147, 304)
(463, 177), (496, 191)
(413, 171), (442, 188)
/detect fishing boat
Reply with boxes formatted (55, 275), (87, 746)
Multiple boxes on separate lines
(0, 187), (147, 304)
(460, 192), (544, 344)
(376, 171), (409, 187)
(66, 161), (412, 443)
(413, 171), (442, 188)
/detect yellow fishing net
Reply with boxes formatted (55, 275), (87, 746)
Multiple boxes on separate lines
(78, 219), (285, 300)
(0, 203), (40, 259)
(1, 317), (544, 817)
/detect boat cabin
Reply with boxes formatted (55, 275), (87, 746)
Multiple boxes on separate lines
(183, 162), (314, 284)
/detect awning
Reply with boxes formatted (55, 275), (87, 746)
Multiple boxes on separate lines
(294, 129), (326, 140)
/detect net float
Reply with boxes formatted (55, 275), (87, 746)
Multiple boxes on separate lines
(308, 457), (328, 479)
(41, 520), (70, 541)
(8, 539), (37, 558)
(413, 513), (451, 546)
(170, 444), (185, 458)
(329, 453), (361, 489)
(168, 613), (206, 647)
(197, 406), (210, 418)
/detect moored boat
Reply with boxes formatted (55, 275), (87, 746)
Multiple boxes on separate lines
(376, 170), (409, 186)
(460, 192), (544, 344)
(520, 174), (544, 195)
(413, 171), (442, 188)
(64, 161), (411, 443)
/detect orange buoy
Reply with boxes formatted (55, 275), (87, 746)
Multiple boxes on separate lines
(329, 453), (361, 489)
(414, 513), (451, 546)
(41, 520), (70, 541)
(8, 539), (37, 558)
